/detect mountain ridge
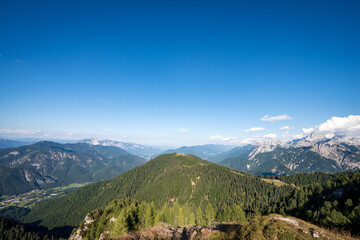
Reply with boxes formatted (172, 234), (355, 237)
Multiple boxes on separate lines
(0, 141), (146, 195)
(216, 132), (360, 175)
(79, 138), (163, 159)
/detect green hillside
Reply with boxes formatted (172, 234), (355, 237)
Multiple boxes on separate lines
(23, 153), (292, 231)
(269, 170), (360, 235)
(69, 170), (360, 239)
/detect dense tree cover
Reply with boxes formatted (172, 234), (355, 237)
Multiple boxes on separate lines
(74, 198), (247, 239)
(211, 215), (355, 240)
(23, 154), (292, 231)
(266, 170), (360, 234)
(0, 207), (30, 222)
(266, 172), (337, 187)
(77, 201), (355, 240)
(0, 217), (62, 240)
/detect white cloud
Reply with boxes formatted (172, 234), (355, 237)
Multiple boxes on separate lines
(238, 137), (258, 144)
(300, 115), (360, 138)
(280, 125), (292, 130)
(244, 127), (265, 132)
(262, 133), (277, 138)
(302, 127), (315, 135)
(317, 115), (360, 136)
(209, 135), (237, 142)
(0, 128), (40, 135)
(16, 59), (24, 63)
(261, 114), (293, 122)
(177, 128), (189, 133)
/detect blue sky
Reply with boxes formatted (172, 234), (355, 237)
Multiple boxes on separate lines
(0, 0), (359, 146)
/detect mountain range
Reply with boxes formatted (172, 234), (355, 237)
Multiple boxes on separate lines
(217, 131), (360, 175)
(0, 141), (145, 195)
(12, 153), (359, 239)
(0, 138), (32, 149)
(79, 138), (163, 159)
(160, 144), (235, 160)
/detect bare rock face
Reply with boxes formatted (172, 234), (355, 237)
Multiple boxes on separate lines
(69, 228), (83, 240)
(69, 212), (98, 240)
(243, 131), (360, 174)
(310, 141), (360, 170)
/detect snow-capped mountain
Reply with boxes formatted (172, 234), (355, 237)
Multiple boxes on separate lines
(219, 131), (360, 175)
(248, 131), (360, 159)
(80, 138), (163, 159)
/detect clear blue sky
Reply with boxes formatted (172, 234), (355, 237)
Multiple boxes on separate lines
(0, 0), (359, 146)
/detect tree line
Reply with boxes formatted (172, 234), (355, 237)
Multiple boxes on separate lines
(78, 198), (247, 240)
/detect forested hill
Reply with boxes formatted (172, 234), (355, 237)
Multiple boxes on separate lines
(23, 153), (292, 231)
(269, 170), (360, 235)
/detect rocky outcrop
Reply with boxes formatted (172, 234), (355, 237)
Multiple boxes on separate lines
(70, 215), (355, 240)
(69, 212), (98, 240)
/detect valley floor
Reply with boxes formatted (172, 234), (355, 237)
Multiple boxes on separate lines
(0, 183), (88, 209)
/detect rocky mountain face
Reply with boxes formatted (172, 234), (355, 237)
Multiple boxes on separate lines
(218, 131), (360, 175)
(80, 138), (163, 159)
(0, 166), (55, 195)
(0, 141), (146, 195)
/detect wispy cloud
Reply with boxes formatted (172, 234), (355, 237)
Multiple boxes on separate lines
(209, 135), (237, 142)
(238, 137), (260, 144)
(262, 133), (277, 138)
(177, 128), (189, 133)
(0, 128), (40, 135)
(244, 127), (265, 132)
(280, 125), (292, 130)
(16, 59), (24, 63)
(261, 114), (293, 122)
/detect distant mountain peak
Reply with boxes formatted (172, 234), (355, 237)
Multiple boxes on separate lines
(216, 131), (360, 175)
(79, 138), (163, 159)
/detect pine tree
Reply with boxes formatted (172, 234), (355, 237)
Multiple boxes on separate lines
(205, 203), (215, 227)
(189, 212), (196, 226)
(144, 204), (153, 228)
(111, 208), (127, 237)
(221, 205), (232, 222)
(173, 202), (180, 226)
(231, 204), (246, 223)
(183, 204), (191, 226)
(177, 207), (185, 227)
(196, 206), (205, 226)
